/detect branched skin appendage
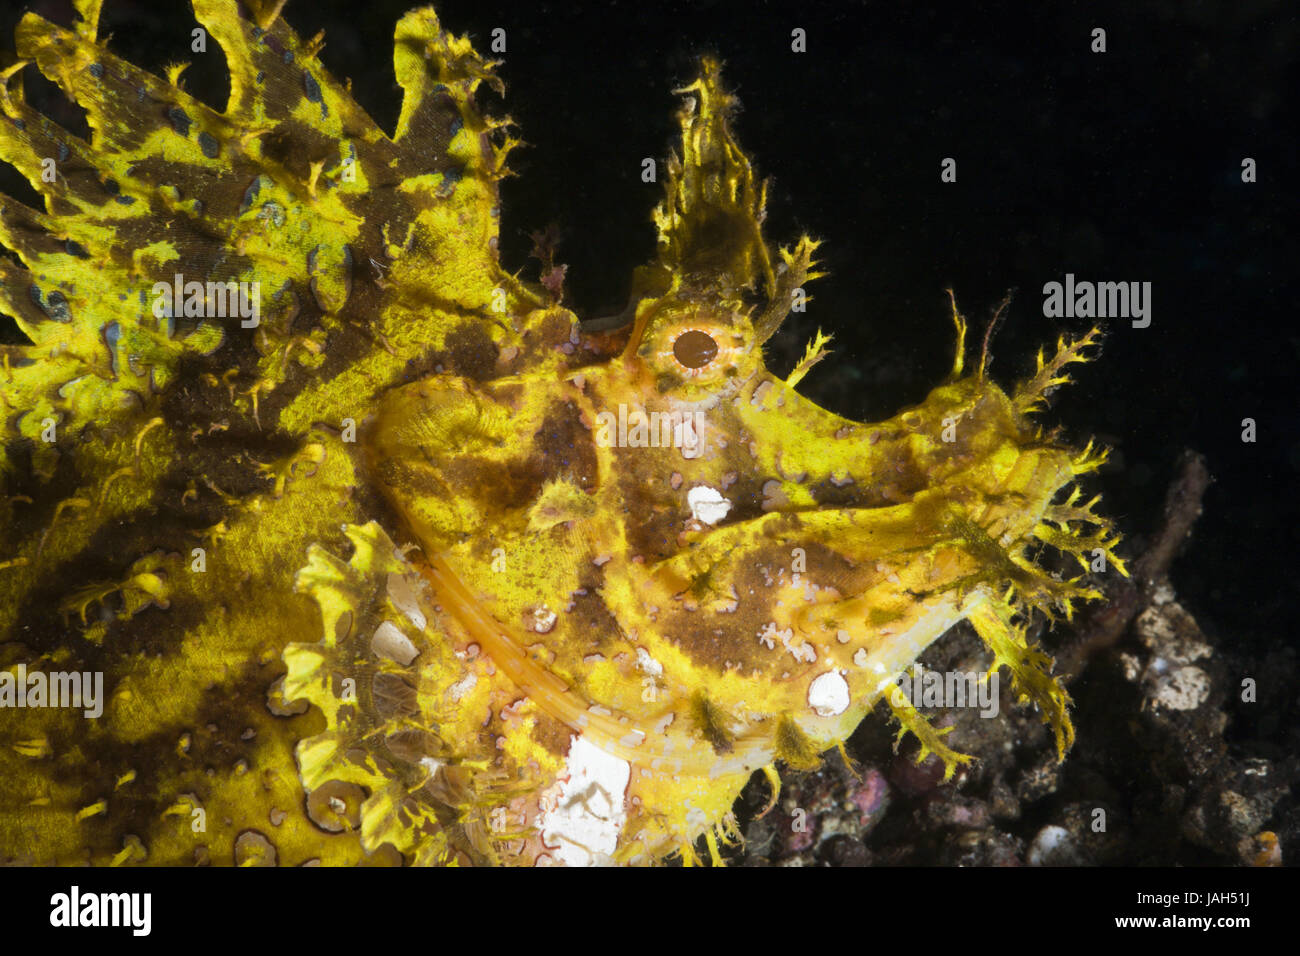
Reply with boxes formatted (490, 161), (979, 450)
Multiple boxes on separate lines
(0, 2), (1124, 865)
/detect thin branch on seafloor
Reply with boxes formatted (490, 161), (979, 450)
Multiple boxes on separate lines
(1060, 449), (1212, 679)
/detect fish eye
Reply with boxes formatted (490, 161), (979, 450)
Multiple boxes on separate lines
(672, 329), (719, 370)
(637, 303), (751, 388)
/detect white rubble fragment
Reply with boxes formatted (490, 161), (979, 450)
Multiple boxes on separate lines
(1152, 665), (1211, 711)
(538, 735), (631, 867)
(1027, 824), (1072, 866)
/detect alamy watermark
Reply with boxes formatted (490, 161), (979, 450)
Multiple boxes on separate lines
(50, 886), (150, 935)
(0, 664), (103, 718)
(594, 404), (705, 458)
(1042, 273), (1151, 328)
(151, 273), (260, 327)
(889, 662), (999, 718)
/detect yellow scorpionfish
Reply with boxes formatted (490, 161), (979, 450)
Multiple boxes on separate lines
(0, 0), (1123, 866)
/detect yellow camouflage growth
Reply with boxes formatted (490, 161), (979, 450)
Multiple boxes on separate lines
(0, 0), (1123, 866)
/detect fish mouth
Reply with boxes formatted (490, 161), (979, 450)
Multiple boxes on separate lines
(419, 547), (946, 779)
(416, 467), (1027, 780)
(377, 365), (1102, 784)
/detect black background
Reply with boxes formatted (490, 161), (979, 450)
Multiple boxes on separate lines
(2, 1), (1296, 735)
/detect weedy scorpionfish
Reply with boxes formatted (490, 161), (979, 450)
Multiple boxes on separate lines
(0, 0), (1123, 865)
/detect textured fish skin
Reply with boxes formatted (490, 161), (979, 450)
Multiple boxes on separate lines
(0, 1), (1122, 865)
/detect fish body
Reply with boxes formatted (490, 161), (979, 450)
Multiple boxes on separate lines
(0, 1), (1121, 865)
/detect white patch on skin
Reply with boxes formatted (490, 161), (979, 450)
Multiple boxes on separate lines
(757, 622), (816, 664)
(529, 606), (558, 633)
(448, 671), (477, 702)
(687, 485), (731, 525)
(635, 647), (664, 677)
(538, 735), (631, 866)
(760, 479), (789, 512)
(853, 648), (868, 668)
(673, 417), (702, 458)
(370, 621), (419, 666)
(808, 670), (850, 717)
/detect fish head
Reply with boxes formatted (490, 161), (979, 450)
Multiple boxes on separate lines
(359, 57), (1121, 863)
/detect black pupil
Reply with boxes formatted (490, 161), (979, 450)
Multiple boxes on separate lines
(673, 330), (719, 369)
